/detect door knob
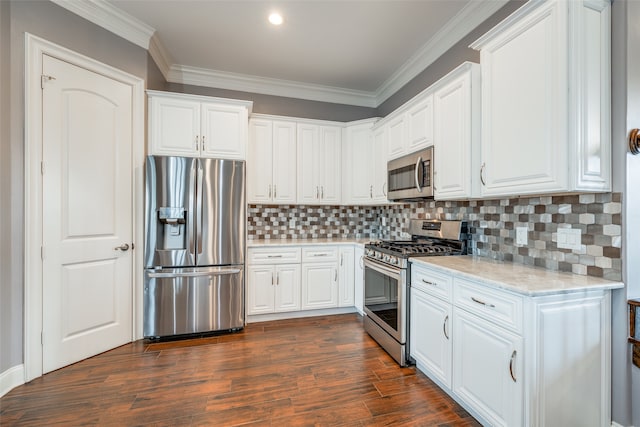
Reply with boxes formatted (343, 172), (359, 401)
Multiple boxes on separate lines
(114, 243), (130, 251)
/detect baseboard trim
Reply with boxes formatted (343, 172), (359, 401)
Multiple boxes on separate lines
(0, 364), (25, 397)
(247, 307), (357, 323)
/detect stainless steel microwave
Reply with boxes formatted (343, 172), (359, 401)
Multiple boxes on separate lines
(387, 147), (433, 201)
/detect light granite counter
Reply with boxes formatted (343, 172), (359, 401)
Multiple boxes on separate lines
(411, 255), (624, 296)
(247, 238), (372, 248)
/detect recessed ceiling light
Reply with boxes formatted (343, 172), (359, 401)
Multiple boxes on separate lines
(268, 12), (283, 26)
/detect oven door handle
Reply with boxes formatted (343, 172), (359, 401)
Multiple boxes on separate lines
(364, 257), (402, 279)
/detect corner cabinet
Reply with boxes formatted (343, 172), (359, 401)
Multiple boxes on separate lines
(148, 91), (252, 160)
(470, 0), (611, 197)
(342, 119), (388, 205)
(297, 124), (342, 205)
(247, 118), (297, 204)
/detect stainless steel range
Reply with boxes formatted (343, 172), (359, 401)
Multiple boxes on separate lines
(363, 219), (467, 366)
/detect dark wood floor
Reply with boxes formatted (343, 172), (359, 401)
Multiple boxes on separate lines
(0, 314), (479, 426)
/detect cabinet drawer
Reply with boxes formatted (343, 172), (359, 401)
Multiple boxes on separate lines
(453, 278), (523, 333)
(411, 264), (452, 302)
(248, 247), (301, 265)
(302, 246), (339, 263)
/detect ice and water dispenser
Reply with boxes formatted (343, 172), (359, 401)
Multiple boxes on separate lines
(157, 207), (187, 250)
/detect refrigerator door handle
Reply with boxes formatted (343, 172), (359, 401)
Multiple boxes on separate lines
(147, 268), (242, 278)
(188, 162), (197, 259)
(196, 164), (204, 256)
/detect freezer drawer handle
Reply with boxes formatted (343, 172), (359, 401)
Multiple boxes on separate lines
(147, 268), (241, 278)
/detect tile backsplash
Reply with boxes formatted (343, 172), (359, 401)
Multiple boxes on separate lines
(247, 192), (622, 280)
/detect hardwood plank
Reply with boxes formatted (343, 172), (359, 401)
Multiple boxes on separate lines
(0, 313), (477, 426)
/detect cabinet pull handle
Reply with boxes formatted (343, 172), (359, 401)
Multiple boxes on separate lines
(271, 273), (274, 286)
(267, 255), (282, 258)
(334, 269), (337, 282)
(421, 279), (437, 286)
(273, 185), (277, 198)
(443, 315), (449, 340)
(359, 256), (364, 269)
(370, 185), (373, 198)
(509, 350), (517, 382)
(316, 186), (319, 199)
(382, 182), (387, 197)
(202, 135), (205, 151)
(312, 253), (328, 257)
(276, 272), (279, 285)
(471, 296), (495, 308)
(480, 163), (486, 186)
(268, 185), (272, 198)
(195, 135), (199, 151)
(321, 186), (324, 199)
(340, 254), (343, 266)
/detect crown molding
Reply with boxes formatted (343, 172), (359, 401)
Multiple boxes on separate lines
(51, 0), (154, 49)
(374, 0), (509, 105)
(148, 33), (172, 80)
(53, 0), (508, 108)
(168, 65), (379, 108)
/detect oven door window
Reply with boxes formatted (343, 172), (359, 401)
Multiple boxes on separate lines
(364, 264), (400, 331)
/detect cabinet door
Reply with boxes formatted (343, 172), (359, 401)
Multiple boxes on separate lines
(338, 247), (355, 307)
(296, 124), (320, 204)
(247, 119), (274, 203)
(387, 114), (406, 160)
(247, 265), (275, 315)
(372, 126), (388, 202)
(410, 289), (452, 389)
(407, 94), (434, 152)
(453, 308), (523, 427)
(354, 246), (364, 314)
(201, 103), (248, 160)
(274, 264), (300, 312)
(272, 121), (297, 203)
(149, 96), (200, 156)
(301, 262), (338, 310)
(479, 1), (566, 196)
(434, 71), (472, 200)
(343, 124), (375, 204)
(319, 126), (342, 204)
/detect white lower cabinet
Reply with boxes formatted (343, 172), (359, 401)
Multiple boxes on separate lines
(338, 247), (355, 307)
(410, 261), (612, 427)
(301, 263), (338, 310)
(452, 307), (523, 427)
(410, 288), (452, 389)
(247, 264), (300, 315)
(354, 246), (364, 314)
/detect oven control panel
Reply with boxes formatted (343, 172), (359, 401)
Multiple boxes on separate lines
(365, 248), (404, 268)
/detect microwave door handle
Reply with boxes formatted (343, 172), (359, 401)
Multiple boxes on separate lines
(414, 156), (423, 193)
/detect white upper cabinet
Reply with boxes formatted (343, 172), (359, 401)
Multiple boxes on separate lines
(384, 91), (435, 161)
(342, 119), (387, 205)
(297, 123), (342, 205)
(148, 91), (251, 159)
(433, 63), (480, 200)
(248, 118), (297, 204)
(470, 0), (611, 197)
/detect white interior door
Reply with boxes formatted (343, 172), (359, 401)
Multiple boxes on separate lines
(41, 54), (133, 373)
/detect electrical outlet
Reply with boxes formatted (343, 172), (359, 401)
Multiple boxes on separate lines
(289, 219), (296, 229)
(516, 227), (528, 246)
(557, 228), (581, 250)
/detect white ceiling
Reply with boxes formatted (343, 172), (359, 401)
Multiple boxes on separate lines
(53, 0), (508, 107)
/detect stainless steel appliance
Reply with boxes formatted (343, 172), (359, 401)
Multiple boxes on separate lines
(387, 147), (433, 201)
(363, 219), (467, 366)
(144, 155), (245, 339)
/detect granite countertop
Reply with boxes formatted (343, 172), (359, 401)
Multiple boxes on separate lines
(247, 238), (373, 248)
(411, 255), (624, 296)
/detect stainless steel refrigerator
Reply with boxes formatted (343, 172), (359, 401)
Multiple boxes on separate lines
(143, 155), (245, 338)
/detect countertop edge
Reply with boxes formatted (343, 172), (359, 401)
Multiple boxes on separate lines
(410, 256), (624, 296)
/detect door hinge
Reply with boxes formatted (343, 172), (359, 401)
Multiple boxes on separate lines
(41, 74), (56, 89)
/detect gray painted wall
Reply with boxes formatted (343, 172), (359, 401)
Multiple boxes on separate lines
(0, 0), (149, 373)
(165, 83), (377, 122)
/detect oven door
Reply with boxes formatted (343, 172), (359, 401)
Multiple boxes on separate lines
(363, 257), (406, 344)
